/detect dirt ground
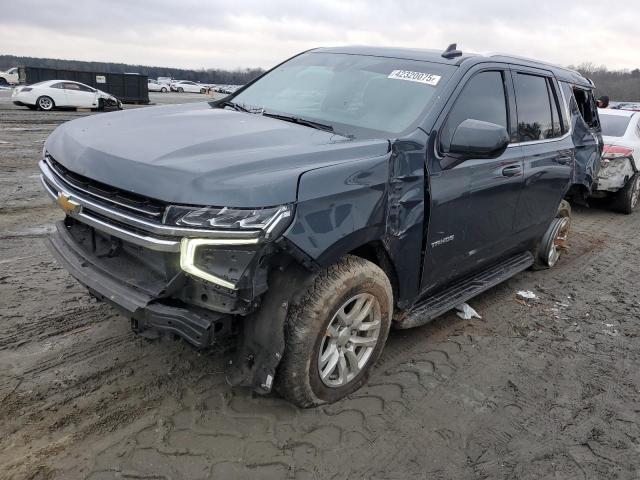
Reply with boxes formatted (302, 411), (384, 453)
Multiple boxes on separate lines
(1, 89), (639, 480)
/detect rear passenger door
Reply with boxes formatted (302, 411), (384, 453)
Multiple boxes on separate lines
(509, 67), (573, 239)
(422, 66), (523, 291)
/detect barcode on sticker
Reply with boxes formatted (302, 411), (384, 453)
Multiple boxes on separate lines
(388, 70), (441, 86)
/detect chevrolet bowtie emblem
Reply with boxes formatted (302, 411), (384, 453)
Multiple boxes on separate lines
(56, 192), (81, 214)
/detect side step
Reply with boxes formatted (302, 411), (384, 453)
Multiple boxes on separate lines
(397, 251), (534, 329)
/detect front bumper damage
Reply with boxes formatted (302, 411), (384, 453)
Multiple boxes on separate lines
(46, 220), (234, 347)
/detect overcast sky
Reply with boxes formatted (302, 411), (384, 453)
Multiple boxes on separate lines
(1, 0), (638, 71)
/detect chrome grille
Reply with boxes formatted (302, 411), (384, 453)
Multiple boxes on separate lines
(45, 156), (165, 220)
(39, 158), (261, 252)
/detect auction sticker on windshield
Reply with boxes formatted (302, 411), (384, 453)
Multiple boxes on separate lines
(388, 70), (441, 86)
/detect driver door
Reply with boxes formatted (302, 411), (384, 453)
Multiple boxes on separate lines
(421, 68), (524, 291)
(63, 82), (97, 108)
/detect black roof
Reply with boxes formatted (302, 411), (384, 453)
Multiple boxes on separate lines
(311, 46), (593, 88)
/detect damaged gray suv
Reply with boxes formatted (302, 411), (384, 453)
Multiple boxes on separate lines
(40, 45), (602, 406)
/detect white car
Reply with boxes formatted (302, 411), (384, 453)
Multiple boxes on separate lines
(12, 80), (122, 111)
(0, 67), (19, 86)
(594, 108), (640, 213)
(171, 80), (207, 93)
(148, 79), (169, 92)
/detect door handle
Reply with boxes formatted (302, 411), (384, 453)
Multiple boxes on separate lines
(502, 165), (522, 177)
(556, 156), (571, 165)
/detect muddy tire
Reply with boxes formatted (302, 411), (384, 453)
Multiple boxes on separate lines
(276, 255), (393, 408)
(612, 173), (640, 214)
(535, 200), (571, 269)
(36, 96), (55, 111)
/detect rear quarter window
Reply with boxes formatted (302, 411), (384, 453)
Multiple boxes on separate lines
(600, 114), (632, 137)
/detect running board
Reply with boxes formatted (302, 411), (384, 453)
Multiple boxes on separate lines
(397, 251), (534, 329)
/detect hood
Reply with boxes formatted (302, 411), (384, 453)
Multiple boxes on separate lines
(45, 102), (389, 207)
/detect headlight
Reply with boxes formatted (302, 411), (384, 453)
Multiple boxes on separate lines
(165, 204), (293, 239)
(174, 204), (294, 289)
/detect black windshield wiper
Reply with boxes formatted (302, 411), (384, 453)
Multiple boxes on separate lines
(262, 112), (334, 133)
(219, 100), (250, 113)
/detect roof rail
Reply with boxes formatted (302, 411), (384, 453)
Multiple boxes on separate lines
(442, 43), (462, 59)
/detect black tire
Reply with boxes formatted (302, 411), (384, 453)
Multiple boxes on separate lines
(611, 173), (640, 214)
(200, 88), (206, 94)
(27, 105), (37, 110)
(534, 200), (571, 269)
(161, 87), (167, 92)
(276, 255), (393, 407)
(97, 99), (105, 111)
(178, 87), (184, 93)
(0, 77), (7, 86)
(36, 96), (55, 111)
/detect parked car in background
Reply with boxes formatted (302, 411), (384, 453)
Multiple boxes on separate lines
(611, 102), (640, 112)
(12, 80), (122, 111)
(148, 79), (168, 92)
(171, 80), (207, 93)
(157, 77), (173, 85)
(593, 108), (640, 213)
(40, 45), (600, 407)
(0, 67), (19, 86)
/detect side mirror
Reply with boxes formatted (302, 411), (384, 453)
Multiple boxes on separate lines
(448, 119), (510, 159)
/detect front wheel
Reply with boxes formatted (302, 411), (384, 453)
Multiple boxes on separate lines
(276, 255), (393, 407)
(161, 87), (167, 92)
(37, 96), (55, 111)
(177, 87), (184, 93)
(612, 173), (640, 214)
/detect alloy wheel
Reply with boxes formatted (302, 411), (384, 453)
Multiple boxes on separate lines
(317, 293), (381, 388)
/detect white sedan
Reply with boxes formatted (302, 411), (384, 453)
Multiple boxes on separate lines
(148, 79), (169, 92)
(171, 80), (207, 93)
(11, 80), (122, 111)
(595, 108), (640, 213)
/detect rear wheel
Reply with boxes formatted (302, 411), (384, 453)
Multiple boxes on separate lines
(0, 77), (7, 86)
(612, 173), (640, 214)
(276, 255), (393, 407)
(535, 200), (571, 269)
(161, 87), (167, 92)
(37, 96), (55, 111)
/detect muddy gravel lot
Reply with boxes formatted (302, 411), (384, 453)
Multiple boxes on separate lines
(1, 89), (640, 480)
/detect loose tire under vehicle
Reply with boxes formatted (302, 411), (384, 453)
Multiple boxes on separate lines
(276, 255), (393, 407)
(612, 173), (640, 214)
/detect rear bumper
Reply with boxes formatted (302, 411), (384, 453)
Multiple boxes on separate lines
(46, 221), (233, 347)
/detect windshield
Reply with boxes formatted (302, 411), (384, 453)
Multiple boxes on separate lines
(231, 52), (455, 138)
(600, 113), (632, 137)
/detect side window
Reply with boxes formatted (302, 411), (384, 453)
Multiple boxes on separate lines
(440, 71), (508, 152)
(547, 79), (564, 137)
(76, 84), (95, 92)
(513, 73), (554, 141)
(50, 82), (65, 89)
(571, 87), (599, 130)
(63, 82), (81, 91)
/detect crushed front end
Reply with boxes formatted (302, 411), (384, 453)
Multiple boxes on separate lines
(39, 154), (296, 359)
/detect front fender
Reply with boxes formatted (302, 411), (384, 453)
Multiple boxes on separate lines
(283, 153), (390, 268)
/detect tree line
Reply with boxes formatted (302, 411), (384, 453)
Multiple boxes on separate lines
(0, 54), (265, 85)
(571, 63), (640, 101)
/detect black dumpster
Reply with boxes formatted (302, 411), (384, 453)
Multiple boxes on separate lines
(18, 67), (149, 104)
